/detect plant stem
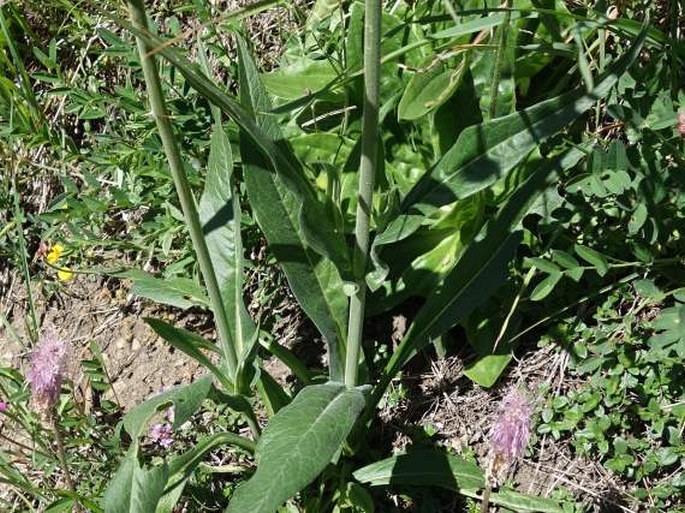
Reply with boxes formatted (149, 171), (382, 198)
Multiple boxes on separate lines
(12, 185), (38, 344)
(127, 0), (238, 382)
(51, 414), (76, 498)
(344, 0), (381, 388)
(480, 484), (491, 513)
(487, 0), (512, 119)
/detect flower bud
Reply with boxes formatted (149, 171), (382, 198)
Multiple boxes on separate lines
(26, 332), (69, 415)
(486, 389), (533, 485)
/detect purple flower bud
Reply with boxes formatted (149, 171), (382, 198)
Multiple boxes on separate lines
(26, 332), (69, 415)
(0, 401), (6, 412)
(488, 389), (533, 469)
(150, 423), (174, 448)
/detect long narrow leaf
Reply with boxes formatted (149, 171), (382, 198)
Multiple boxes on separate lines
(236, 37), (348, 381)
(199, 125), (257, 390)
(353, 450), (562, 512)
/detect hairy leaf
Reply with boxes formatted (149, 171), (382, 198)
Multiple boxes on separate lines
(225, 383), (366, 513)
(104, 450), (168, 513)
(199, 124), (257, 388)
(237, 37), (348, 381)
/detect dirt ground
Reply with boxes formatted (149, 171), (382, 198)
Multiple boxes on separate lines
(0, 271), (205, 409)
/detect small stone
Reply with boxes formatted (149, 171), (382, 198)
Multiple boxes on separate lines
(131, 338), (141, 351)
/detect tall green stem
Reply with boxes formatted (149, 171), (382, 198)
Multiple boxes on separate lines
(488, 0), (512, 119)
(51, 413), (79, 511)
(127, 1), (238, 381)
(345, 0), (382, 388)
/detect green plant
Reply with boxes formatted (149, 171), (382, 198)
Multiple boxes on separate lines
(95, 0), (662, 511)
(3, 0), (683, 511)
(538, 282), (685, 511)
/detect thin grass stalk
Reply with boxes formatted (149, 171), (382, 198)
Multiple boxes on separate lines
(51, 414), (78, 511)
(344, 0), (382, 388)
(127, 0), (238, 380)
(11, 186), (37, 344)
(487, 0), (512, 119)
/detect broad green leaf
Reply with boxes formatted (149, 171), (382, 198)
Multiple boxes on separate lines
(524, 257), (561, 275)
(574, 244), (609, 277)
(123, 376), (212, 440)
(530, 272), (562, 301)
(383, 148), (585, 378)
(673, 288), (685, 303)
(115, 269), (208, 309)
(225, 383), (366, 513)
(263, 59), (340, 101)
(464, 353), (513, 388)
(291, 133), (354, 166)
(633, 279), (665, 303)
(370, 31), (645, 287)
(104, 450), (168, 513)
(118, 19), (351, 279)
(237, 37), (348, 381)
(649, 305), (685, 350)
(551, 250), (580, 270)
(463, 311), (516, 387)
(397, 56), (468, 120)
(199, 124), (257, 388)
(352, 449), (484, 491)
(628, 203), (648, 234)
(369, 194), (484, 314)
(156, 433), (256, 513)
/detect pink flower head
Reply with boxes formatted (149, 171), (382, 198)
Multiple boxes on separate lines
(678, 111), (685, 138)
(0, 401), (7, 412)
(150, 423), (174, 448)
(26, 332), (69, 414)
(488, 389), (533, 471)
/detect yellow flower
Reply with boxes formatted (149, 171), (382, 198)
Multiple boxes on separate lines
(57, 267), (73, 281)
(46, 244), (64, 265)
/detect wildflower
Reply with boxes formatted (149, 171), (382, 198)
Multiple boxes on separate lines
(0, 401), (7, 412)
(678, 111), (685, 138)
(45, 244), (64, 265)
(26, 332), (70, 415)
(57, 267), (74, 281)
(486, 388), (533, 485)
(149, 423), (174, 448)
